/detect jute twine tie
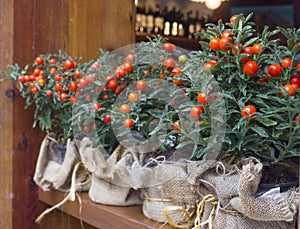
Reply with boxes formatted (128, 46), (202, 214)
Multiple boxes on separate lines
(35, 162), (91, 223)
(146, 193), (240, 229)
(193, 194), (219, 229)
(163, 205), (196, 229)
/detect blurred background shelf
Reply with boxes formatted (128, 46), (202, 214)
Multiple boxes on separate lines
(136, 32), (201, 51)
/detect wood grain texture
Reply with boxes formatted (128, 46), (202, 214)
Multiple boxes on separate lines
(68, 0), (104, 60)
(12, 0), (45, 228)
(100, 0), (136, 51)
(38, 189), (173, 229)
(0, 1), (14, 228)
(34, 0), (135, 59)
(39, 208), (96, 229)
(35, 0), (70, 55)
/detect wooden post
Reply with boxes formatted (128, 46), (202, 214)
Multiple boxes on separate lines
(0, 1), (14, 228)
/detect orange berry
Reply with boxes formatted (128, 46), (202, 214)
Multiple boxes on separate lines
(241, 105), (256, 120)
(123, 118), (134, 128)
(120, 104), (130, 113)
(128, 92), (139, 103)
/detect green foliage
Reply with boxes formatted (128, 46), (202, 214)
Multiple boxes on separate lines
(70, 37), (194, 155)
(2, 14), (299, 165)
(0, 51), (93, 141)
(191, 13), (300, 164)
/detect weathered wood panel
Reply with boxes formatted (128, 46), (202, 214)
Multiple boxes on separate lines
(34, 0), (136, 60)
(99, 0), (136, 51)
(0, 0), (14, 228)
(11, 1), (44, 228)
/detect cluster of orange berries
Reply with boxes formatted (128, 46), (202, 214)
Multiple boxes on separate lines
(205, 14), (300, 123)
(80, 42), (185, 131)
(16, 56), (78, 98)
(80, 56), (136, 132)
(207, 15), (300, 89)
(106, 42), (189, 131)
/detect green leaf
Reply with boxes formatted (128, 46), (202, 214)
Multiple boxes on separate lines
(243, 134), (263, 145)
(243, 37), (259, 48)
(245, 144), (264, 152)
(199, 41), (210, 51)
(176, 140), (195, 150)
(250, 126), (269, 137)
(232, 117), (245, 132)
(147, 110), (163, 119)
(239, 83), (247, 96)
(256, 117), (277, 126)
(276, 123), (291, 130)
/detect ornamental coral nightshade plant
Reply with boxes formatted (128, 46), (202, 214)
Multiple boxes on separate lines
(189, 13), (300, 168)
(0, 51), (93, 140)
(70, 39), (196, 155)
(1, 14), (299, 172)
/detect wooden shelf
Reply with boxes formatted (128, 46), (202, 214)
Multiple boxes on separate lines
(136, 32), (201, 51)
(38, 188), (173, 229)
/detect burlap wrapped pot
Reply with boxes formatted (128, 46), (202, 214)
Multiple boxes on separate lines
(133, 159), (217, 227)
(34, 134), (90, 192)
(196, 159), (299, 229)
(78, 137), (144, 206)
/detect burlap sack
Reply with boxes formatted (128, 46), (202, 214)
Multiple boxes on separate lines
(138, 160), (216, 226)
(197, 160), (299, 229)
(200, 202), (293, 229)
(34, 134), (90, 192)
(78, 137), (143, 206)
(230, 161), (299, 222)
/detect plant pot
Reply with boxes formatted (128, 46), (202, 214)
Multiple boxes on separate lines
(34, 134), (90, 192)
(78, 137), (143, 206)
(256, 181), (299, 197)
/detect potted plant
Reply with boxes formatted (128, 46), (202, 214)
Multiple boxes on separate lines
(177, 13), (300, 228)
(0, 51), (93, 191)
(1, 13), (298, 227)
(189, 13), (300, 184)
(65, 13), (299, 226)
(0, 51), (95, 139)
(67, 12), (299, 225)
(70, 39), (200, 206)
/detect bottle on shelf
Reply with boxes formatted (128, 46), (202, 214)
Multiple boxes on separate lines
(135, 4), (142, 32)
(194, 11), (204, 39)
(162, 6), (170, 36)
(153, 4), (164, 34)
(135, 1), (142, 32)
(146, 3), (154, 34)
(178, 11), (185, 37)
(199, 15), (209, 39)
(194, 11), (201, 37)
(140, 1), (147, 33)
(186, 11), (195, 39)
(170, 7), (178, 37)
(135, 2), (208, 41)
